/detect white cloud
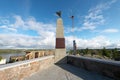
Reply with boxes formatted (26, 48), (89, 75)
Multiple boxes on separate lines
(102, 28), (119, 33)
(12, 15), (25, 28)
(0, 34), (55, 49)
(82, 1), (113, 30)
(0, 25), (17, 32)
(0, 17), (10, 25)
(66, 0), (117, 33)
(65, 35), (119, 49)
(0, 14), (119, 49)
(0, 15), (56, 49)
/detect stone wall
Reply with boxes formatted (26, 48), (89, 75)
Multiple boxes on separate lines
(67, 55), (120, 80)
(0, 55), (54, 80)
(25, 50), (55, 60)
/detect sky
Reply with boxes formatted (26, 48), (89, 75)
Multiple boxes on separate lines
(0, 0), (120, 49)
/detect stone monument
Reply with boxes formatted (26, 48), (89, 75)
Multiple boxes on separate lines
(55, 11), (66, 63)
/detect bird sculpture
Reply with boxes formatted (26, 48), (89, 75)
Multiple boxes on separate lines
(56, 11), (61, 17)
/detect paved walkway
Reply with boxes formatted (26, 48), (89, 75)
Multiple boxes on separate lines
(24, 64), (113, 80)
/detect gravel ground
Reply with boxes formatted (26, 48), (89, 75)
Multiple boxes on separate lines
(24, 64), (113, 80)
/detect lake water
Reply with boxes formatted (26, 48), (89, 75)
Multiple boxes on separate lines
(0, 52), (26, 62)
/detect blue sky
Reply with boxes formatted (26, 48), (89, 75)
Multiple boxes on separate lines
(0, 0), (120, 49)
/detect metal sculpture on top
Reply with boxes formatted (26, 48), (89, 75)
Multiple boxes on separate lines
(56, 11), (61, 17)
(70, 15), (77, 55)
(70, 15), (74, 30)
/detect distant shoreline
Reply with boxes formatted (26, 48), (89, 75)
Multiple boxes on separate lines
(0, 49), (24, 54)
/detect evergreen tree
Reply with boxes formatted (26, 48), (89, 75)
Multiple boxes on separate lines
(112, 48), (120, 60)
(102, 47), (110, 58)
(84, 48), (89, 54)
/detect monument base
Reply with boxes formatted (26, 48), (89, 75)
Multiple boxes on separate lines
(55, 49), (67, 64)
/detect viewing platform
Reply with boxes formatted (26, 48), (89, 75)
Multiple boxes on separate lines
(24, 64), (113, 80)
(0, 55), (119, 80)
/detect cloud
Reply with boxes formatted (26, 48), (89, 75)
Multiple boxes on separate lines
(0, 25), (17, 32)
(0, 15), (56, 49)
(0, 14), (119, 49)
(102, 28), (119, 33)
(65, 35), (120, 49)
(0, 34), (55, 49)
(0, 17), (10, 25)
(0, 33), (119, 49)
(81, 0), (117, 30)
(12, 15), (25, 28)
(82, 13), (105, 30)
(65, 0), (117, 33)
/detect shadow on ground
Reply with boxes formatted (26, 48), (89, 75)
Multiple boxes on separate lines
(56, 64), (113, 80)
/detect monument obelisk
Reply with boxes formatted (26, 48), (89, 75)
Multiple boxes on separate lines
(55, 11), (66, 63)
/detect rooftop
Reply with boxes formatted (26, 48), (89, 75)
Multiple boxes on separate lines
(24, 64), (113, 80)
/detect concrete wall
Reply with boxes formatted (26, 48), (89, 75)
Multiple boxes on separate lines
(55, 49), (66, 63)
(67, 55), (120, 80)
(0, 55), (54, 80)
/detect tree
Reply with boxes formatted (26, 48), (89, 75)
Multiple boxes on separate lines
(68, 50), (73, 55)
(102, 47), (110, 58)
(91, 50), (95, 56)
(80, 49), (85, 56)
(76, 49), (81, 54)
(112, 48), (120, 60)
(84, 48), (89, 55)
(112, 48), (117, 58)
